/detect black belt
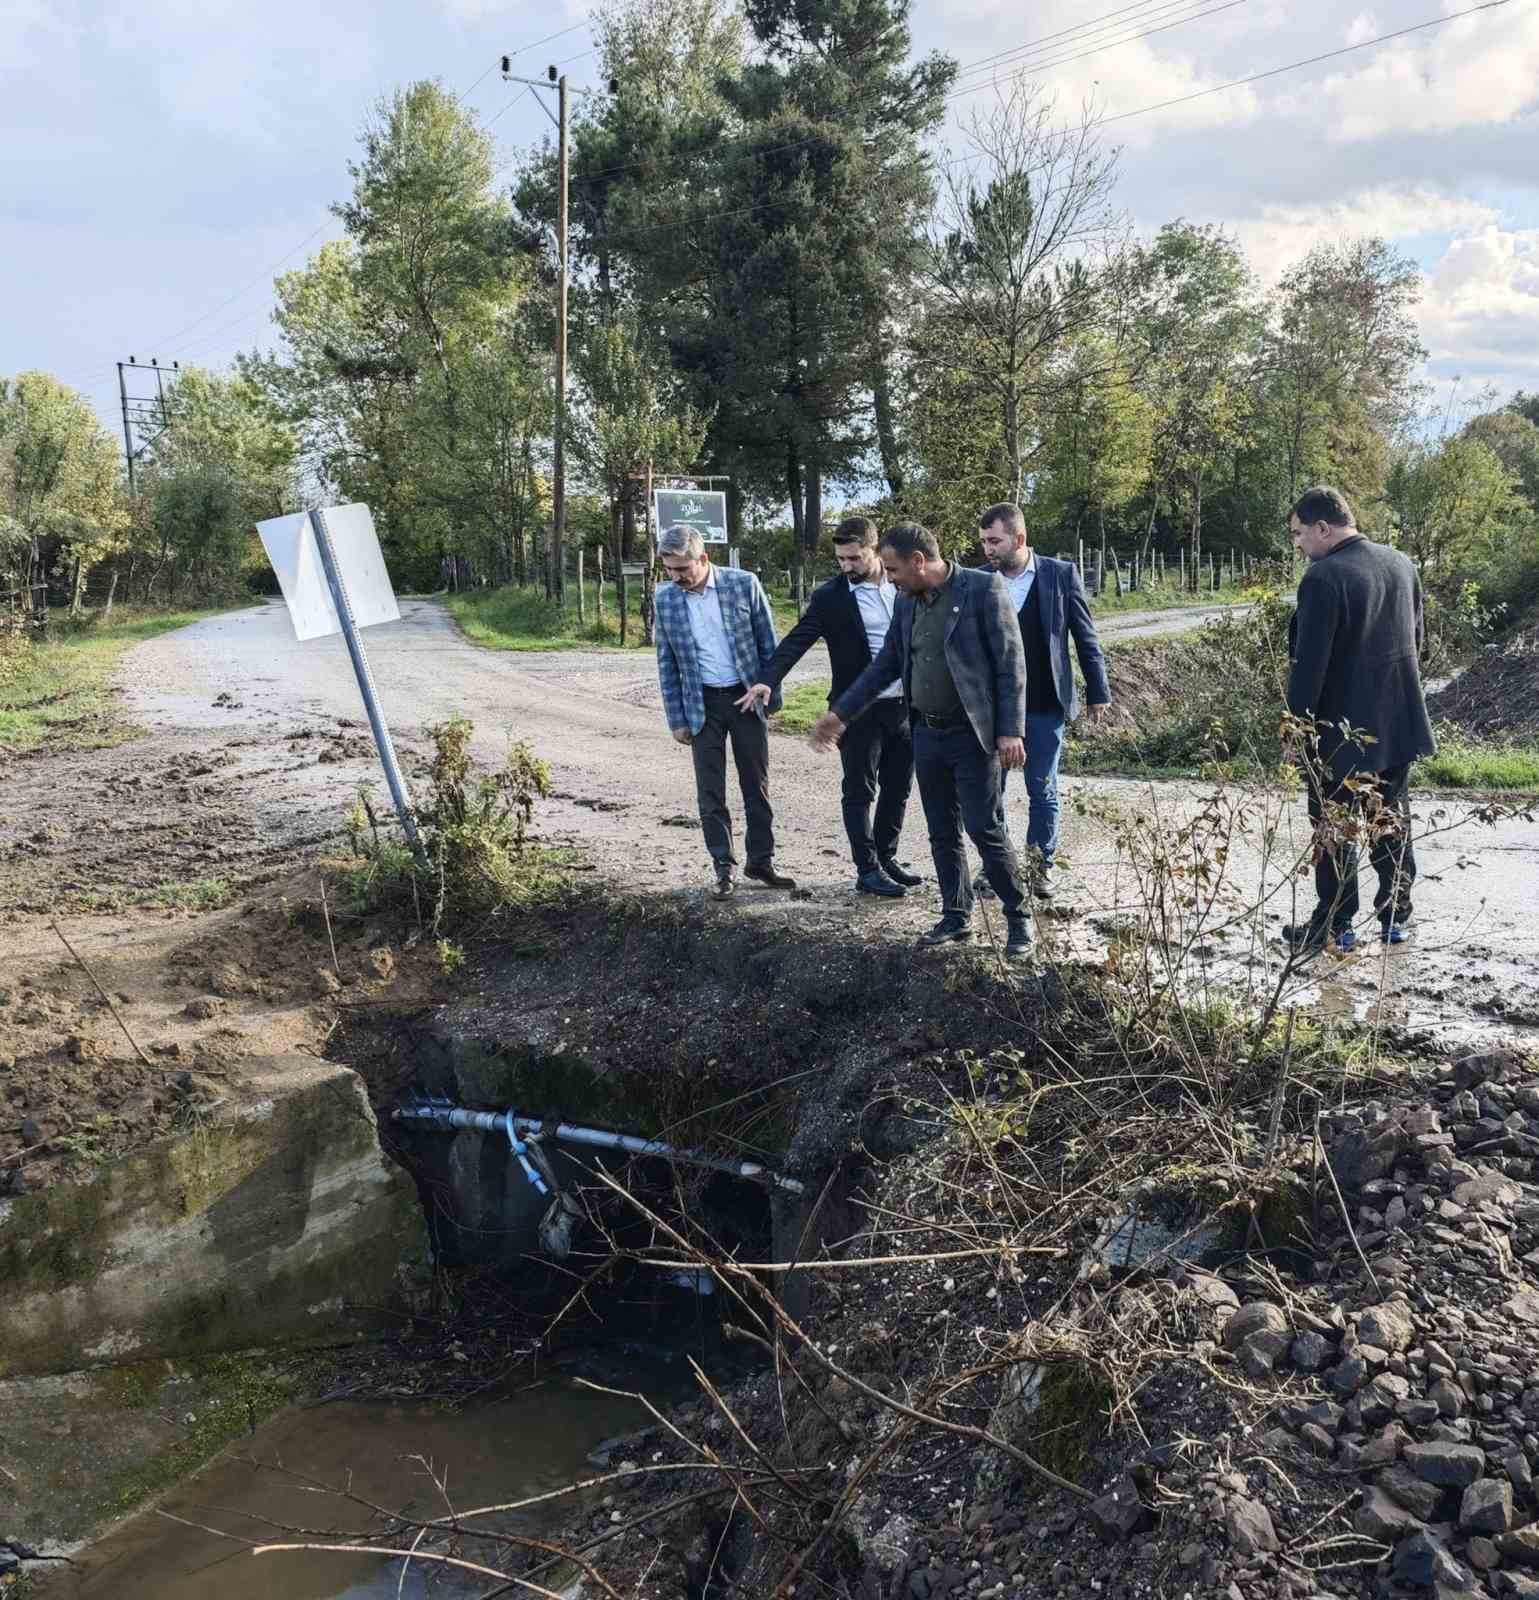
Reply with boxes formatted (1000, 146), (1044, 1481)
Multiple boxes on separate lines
(704, 682), (747, 695)
(912, 709), (969, 730)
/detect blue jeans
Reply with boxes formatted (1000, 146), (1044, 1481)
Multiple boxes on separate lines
(913, 722), (1026, 921)
(1000, 711), (1067, 867)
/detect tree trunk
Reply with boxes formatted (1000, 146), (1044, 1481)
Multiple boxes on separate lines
(103, 567), (119, 620)
(610, 496), (627, 647)
(786, 441), (805, 608)
(803, 451), (822, 569)
(872, 343), (906, 507)
(1004, 384), (1023, 503)
(727, 479), (744, 547)
(1192, 473), (1203, 592)
(621, 489), (637, 563)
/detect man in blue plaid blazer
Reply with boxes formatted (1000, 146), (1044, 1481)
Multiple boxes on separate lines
(655, 524), (796, 900)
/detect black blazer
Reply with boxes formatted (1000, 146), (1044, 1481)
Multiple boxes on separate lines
(759, 574), (890, 704)
(1287, 537), (1436, 782)
(981, 554), (1110, 718)
(834, 566), (1027, 750)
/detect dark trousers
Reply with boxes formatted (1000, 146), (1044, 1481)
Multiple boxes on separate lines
(913, 721), (1026, 920)
(1307, 762), (1417, 932)
(839, 698), (914, 872)
(691, 686), (774, 869)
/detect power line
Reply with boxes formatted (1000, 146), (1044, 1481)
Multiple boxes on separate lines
(579, 0), (1516, 249)
(948, 0), (1251, 103)
(1096, 0), (1516, 125)
(124, 222), (332, 358)
(486, 84), (534, 131)
(503, 0), (1242, 196)
(949, 0), (1246, 91)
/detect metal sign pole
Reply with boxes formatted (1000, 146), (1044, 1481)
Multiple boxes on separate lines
(308, 506), (424, 857)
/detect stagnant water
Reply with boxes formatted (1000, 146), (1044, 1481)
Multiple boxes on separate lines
(57, 1361), (685, 1599)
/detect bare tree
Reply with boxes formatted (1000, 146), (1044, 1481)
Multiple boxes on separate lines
(919, 81), (1126, 504)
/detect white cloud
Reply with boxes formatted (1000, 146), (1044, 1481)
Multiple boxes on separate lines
(1343, 12), (1379, 47)
(1227, 186), (1500, 285)
(1319, 2), (1539, 141)
(1419, 225), (1539, 378)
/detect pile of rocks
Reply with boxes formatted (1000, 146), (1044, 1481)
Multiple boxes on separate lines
(1202, 1045), (1539, 1596)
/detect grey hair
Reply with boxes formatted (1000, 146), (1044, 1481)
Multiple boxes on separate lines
(659, 523), (705, 560)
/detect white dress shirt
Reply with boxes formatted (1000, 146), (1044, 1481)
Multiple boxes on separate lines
(684, 565), (740, 687)
(1001, 550), (1037, 614)
(849, 575), (902, 700)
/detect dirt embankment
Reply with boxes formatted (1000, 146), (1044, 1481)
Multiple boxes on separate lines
(1430, 619), (1539, 742)
(495, 1035), (1539, 1600)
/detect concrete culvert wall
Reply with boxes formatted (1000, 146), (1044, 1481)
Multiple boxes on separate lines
(0, 1057), (428, 1378)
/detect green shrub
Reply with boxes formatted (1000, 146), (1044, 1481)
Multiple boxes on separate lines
(344, 716), (560, 926)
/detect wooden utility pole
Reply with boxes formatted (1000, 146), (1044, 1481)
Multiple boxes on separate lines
(552, 71), (569, 606)
(502, 57), (615, 605)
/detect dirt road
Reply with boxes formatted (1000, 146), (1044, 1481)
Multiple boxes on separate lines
(7, 597), (1538, 1046)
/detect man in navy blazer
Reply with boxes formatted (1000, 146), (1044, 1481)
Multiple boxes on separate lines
(810, 523), (1033, 958)
(738, 516), (918, 899)
(978, 503), (1110, 899)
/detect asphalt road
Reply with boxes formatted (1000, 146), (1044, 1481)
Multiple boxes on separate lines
(118, 597), (1539, 1045)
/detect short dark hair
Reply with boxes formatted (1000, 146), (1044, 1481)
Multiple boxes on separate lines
(833, 516), (878, 548)
(878, 522), (940, 561)
(979, 502), (1025, 536)
(1291, 486), (1355, 529)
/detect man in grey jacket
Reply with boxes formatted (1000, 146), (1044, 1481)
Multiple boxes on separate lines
(810, 523), (1033, 957)
(1285, 485), (1436, 953)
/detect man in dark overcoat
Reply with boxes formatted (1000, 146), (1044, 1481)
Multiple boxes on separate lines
(1285, 485), (1435, 952)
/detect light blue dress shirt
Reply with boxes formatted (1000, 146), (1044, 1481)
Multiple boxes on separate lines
(684, 565), (740, 688)
(850, 576), (902, 700)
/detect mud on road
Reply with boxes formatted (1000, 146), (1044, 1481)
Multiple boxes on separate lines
(3, 597), (1538, 1187)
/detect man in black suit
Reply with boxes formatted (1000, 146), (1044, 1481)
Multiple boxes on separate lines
(1285, 485), (1436, 954)
(977, 503), (1110, 899)
(809, 523), (1033, 958)
(738, 517), (919, 898)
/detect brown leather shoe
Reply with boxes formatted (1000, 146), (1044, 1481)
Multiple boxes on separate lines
(744, 862), (796, 890)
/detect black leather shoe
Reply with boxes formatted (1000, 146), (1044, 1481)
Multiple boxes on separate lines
(1005, 918), (1034, 960)
(917, 918), (972, 948)
(1282, 920), (1326, 952)
(857, 868), (905, 898)
(713, 868), (737, 900)
(880, 857), (923, 889)
(744, 862), (797, 890)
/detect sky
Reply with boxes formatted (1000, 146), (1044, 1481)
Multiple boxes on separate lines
(3, 0), (1537, 445)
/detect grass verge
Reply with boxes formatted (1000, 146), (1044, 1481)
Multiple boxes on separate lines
(446, 583), (802, 652)
(773, 679), (830, 734)
(0, 609), (217, 756)
(1087, 580), (1253, 615)
(1416, 725), (1539, 791)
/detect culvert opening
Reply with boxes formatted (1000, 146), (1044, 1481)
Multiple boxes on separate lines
(362, 1029), (812, 1369)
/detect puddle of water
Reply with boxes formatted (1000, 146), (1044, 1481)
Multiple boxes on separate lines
(60, 1371), (673, 1600)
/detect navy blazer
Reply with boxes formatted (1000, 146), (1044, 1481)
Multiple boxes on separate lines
(833, 566), (1026, 750)
(759, 574), (890, 705)
(981, 555), (1110, 720)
